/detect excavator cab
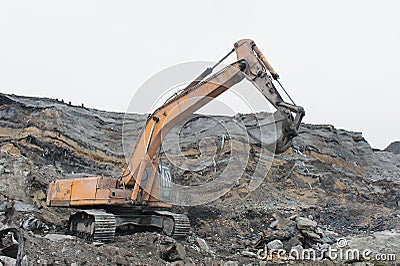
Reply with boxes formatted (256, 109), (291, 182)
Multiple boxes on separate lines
(159, 165), (173, 202)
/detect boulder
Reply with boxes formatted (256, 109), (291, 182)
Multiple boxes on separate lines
(266, 239), (283, 250)
(44, 234), (76, 241)
(296, 217), (317, 231)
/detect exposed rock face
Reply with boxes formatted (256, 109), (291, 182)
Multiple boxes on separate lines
(385, 141), (400, 154)
(0, 93), (399, 264)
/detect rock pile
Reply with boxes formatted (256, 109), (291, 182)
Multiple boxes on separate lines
(252, 215), (338, 257)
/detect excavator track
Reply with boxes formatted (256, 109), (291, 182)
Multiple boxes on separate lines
(69, 210), (116, 242)
(155, 210), (191, 238)
(69, 209), (190, 242)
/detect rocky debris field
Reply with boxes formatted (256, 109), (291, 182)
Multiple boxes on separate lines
(0, 93), (399, 265)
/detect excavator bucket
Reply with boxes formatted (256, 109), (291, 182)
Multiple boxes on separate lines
(244, 111), (297, 154)
(0, 227), (26, 265)
(273, 112), (298, 153)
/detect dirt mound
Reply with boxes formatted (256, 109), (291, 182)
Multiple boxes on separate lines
(0, 93), (399, 265)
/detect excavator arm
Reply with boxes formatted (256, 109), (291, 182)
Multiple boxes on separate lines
(121, 39), (304, 192)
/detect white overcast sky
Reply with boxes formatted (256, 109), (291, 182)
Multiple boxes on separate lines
(1, 0), (399, 149)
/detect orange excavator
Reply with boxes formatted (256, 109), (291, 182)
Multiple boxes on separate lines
(46, 39), (305, 241)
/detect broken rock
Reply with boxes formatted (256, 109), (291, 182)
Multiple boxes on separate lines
(195, 237), (212, 253)
(323, 229), (339, 239)
(223, 261), (239, 266)
(175, 243), (186, 260)
(241, 250), (258, 258)
(266, 239), (283, 250)
(289, 245), (304, 259)
(161, 243), (186, 262)
(286, 236), (302, 250)
(115, 255), (128, 266)
(44, 234), (76, 241)
(0, 256), (16, 266)
(169, 261), (185, 266)
(301, 230), (322, 243)
(22, 216), (49, 231)
(296, 217), (317, 231)
(13, 201), (39, 212)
